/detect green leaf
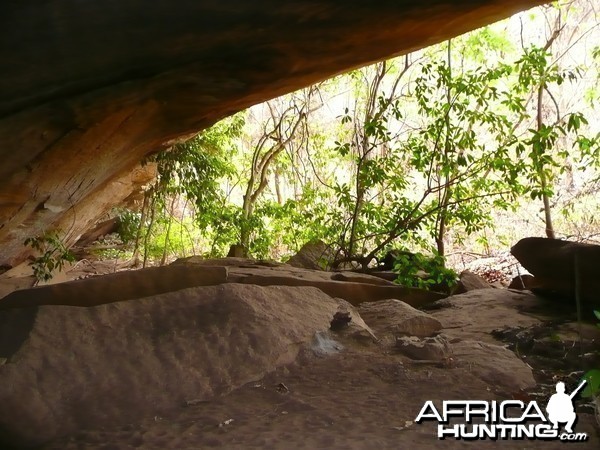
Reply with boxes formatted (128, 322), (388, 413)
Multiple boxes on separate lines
(580, 370), (600, 398)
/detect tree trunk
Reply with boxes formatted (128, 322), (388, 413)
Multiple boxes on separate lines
(131, 188), (151, 266)
(537, 85), (556, 239)
(274, 169), (283, 205)
(160, 195), (177, 266)
(435, 40), (453, 257)
(143, 193), (157, 268)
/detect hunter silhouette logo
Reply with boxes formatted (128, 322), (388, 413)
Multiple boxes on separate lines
(415, 380), (589, 442)
(546, 381), (585, 434)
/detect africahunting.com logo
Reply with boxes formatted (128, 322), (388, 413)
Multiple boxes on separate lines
(415, 380), (589, 442)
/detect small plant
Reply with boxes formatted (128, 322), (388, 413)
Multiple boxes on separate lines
(392, 249), (458, 291)
(579, 310), (600, 428)
(24, 231), (75, 283)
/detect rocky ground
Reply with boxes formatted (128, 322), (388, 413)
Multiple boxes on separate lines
(0, 256), (599, 449)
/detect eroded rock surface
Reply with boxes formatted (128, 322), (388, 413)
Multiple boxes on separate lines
(287, 239), (333, 270)
(0, 284), (355, 447)
(427, 288), (547, 343)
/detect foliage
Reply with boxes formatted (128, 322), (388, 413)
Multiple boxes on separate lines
(579, 310), (600, 399)
(325, 47), (525, 265)
(104, 2), (600, 269)
(392, 249), (458, 290)
(581, 369), (600, 398)
(114, 208), (141, 244)
(138, 113), (245, 264)
(24, 231), (75, 283)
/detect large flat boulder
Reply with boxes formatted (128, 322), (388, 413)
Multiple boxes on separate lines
(0, 284), (353, 447)
(227, 264), (446, 307)
(428, 288), (546, 343)
(0, 264), (228, 309)
(0, 259), (445, 311)
(511, 237), (600, 313)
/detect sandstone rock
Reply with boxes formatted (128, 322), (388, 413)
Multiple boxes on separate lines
(0, 265), (228, 309)
(452, 270), (491, 294)
(0, 258), (445, 311)
(287, 240), (333, 270)
(331, 306), (377, 342)
(0, 284), (352, 447)
(173, 256), (281, 267)
(229, 268), (446, 307)
(330, 271), (395, 286)
(74, 217), (119, 248)
(429, 288), (545, 344)
(511, 237), (600, 313)
(365, 270), (398, 282)
(359, 299), (442, 337)
(452, 340), (536, 391)
(508, 274), (535, 290)
(395, 335), (451, 361)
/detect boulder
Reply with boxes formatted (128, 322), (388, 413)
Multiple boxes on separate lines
(511, 237), (600, 313)
(0, 264), (228, 309)
(227, 244), (247, 257)
(395, 335), (451, 361)
(0, 284), (354, 447)
(452, 340), (536, 391)
(359, 299), (442, 338)
(365, 270), (398, 282)
(286, 240), (333, 270)
(452, 270), (491, 294)
(330, 271), (395, 286)
(0, 259), (445, 312)
(429, 289), (545, 344)
(228, 268), (446, 307)
(508, 274), (535, 290)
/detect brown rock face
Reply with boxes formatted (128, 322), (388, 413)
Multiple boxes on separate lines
(0, 284), (353, 447)
(0, 1), (546, 266)
(453, 270), (492, 294)
(510, 237), (600, 313)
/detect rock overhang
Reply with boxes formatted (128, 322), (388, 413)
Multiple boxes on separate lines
(0, 0), (548, 266)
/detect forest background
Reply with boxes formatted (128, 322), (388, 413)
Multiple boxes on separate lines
(100, 0), (600, 276)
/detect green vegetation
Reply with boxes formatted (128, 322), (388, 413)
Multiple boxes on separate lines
(24, 231), (75, 284)
(86, 1), (599, 292)
(580, 310), (600, 399)
(392, 250), (458, 291)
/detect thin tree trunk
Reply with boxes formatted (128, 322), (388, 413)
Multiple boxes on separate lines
(143, 193), (157, 268)
(537, 85), (556, 239)
(274, 169), (283, 205)
(160, 195), (177, 266)
(436, 40), (453, 257)
(132, 189), (151, 266)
